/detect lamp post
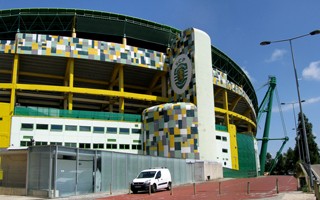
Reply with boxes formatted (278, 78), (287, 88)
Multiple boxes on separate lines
(281, 100), (306, 162)
(260, 29), (320, 188)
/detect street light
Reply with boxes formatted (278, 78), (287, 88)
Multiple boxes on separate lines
(261, 29), (320, 188)
(281, 100), (306, 162)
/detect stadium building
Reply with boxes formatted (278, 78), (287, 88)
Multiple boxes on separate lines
(0, 8), (259, 177)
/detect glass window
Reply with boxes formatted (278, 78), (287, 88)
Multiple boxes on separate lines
(79, 143), (91, 149)
(119, 144), (130, 149)
(93, 127), (105, 134)
(20, 141), (28, 147)
(50, 142), (62, 146)
(132, 144), (142, 150)
(65, 125), (77, 131)
(51, 124), (63, 132)
(222, 136), (227, 141)
(216, 135), (221, 140)
(106, 143), (117, 149)
(21, 123), (33, 130)
(106, 127), (117, 134)
(119, 128), (130, 134)
(79, 126), (91, 132)
(222, 148), (228, 153)
(36, 124), (48, 130)
(131, 128), (141, 134)
(93, 143), (104, 149)
(35, 141), (48, 146)
(65, 142), (77, 148)
(23, 135), (33, 140)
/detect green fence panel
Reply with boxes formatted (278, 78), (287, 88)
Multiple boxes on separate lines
(14, 106), (141, 122)
(223, 133), (257, 178)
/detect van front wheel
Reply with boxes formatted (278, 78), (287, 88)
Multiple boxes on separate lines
(151, 184), (157, 193)
(166, 182), (172, 190)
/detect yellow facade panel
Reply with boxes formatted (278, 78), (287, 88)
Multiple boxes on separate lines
(158, 141), (164, 151)
(154, 112), (159, 120)
(88, 48), (97, 55)
(189, 138), (194, 145)
(170, 135), (174, 148)
(228, 124), (239, 170)
(174, 127), (180, 135)
(0, 103), (11, 148)
(46, 48), (51, 55)
(31, 43), (38, 50)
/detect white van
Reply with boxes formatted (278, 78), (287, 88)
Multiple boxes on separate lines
(130, 167), (172, 193)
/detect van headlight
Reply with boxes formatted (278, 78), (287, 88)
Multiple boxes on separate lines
(144, 179), (151, 185)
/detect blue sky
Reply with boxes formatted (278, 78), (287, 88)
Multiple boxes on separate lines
(1, 0), (320, 157)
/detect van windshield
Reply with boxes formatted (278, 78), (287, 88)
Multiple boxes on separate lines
(137, 171), (156, 178)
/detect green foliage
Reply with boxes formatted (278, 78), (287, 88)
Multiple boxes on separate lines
(265, 152), (273, 172)
(264, 113), (319, 175)
(296, 113), (320, 164)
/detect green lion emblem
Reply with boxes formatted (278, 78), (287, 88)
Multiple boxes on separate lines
(171, 54), (192, 94)
(174, 58), (189, 89)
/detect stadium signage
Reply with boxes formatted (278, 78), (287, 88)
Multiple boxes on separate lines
(170, 54), (192, 94)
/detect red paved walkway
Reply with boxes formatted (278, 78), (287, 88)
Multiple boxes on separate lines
(97, 176), (298, 200)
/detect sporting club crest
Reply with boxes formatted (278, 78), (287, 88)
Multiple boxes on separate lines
(170, 54), (192, 94)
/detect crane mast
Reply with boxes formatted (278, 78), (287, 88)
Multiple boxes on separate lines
(257, 76), (276, 175)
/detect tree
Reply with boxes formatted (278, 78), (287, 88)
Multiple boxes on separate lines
(296, 113), (320, 164)
(265, 152), (273, 173)
(283, 147), (295, 174)
(264, 152), (286, 175)
(263, 113), (319, 175)
(273, 154), (285, 175)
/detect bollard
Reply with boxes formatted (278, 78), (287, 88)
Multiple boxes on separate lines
(193, 182), (196, 195)
(318, 182), (320, 199)
(219, 182), (221, 195)
(276, 178), (279, 194)
(128, 183), (131, 194)
(313, 180), (316, 198)
(247, 182), (250, 194)
(110, 183), (112, 195)
(149, 184), (151, 195)
(170, 182), (173, 195)
(314, 180), (318, 199)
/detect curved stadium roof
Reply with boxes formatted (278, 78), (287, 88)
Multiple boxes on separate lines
(0, 8), (258, 113)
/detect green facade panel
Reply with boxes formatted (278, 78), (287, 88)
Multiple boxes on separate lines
(224, 133), (257, 178)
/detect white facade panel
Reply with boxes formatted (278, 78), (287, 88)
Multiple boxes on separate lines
(193, 28), (216, 162)
(10, 116), (143, 154)
(214, 131), (232, 169)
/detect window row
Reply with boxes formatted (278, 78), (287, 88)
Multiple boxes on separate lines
(216, 135), (228, 141)
(20, 140), (142, 150)
(20, 123), (141, 134)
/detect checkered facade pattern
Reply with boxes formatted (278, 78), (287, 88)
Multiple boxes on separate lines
(142, 103), (199, 159)
(0, 33), (166, 71)
(167, 28), (196, 103)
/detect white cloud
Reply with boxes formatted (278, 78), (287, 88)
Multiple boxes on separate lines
(305, 96), (320, 104)
(266, 49), (287, 62)
(265, 49), (287, 62)
(302, 61), (320, 81)
(273, 96), (320, 113)
(241, 67), (255, 82)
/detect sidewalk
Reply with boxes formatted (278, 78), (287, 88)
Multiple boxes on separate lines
(95, 175), (315, 200)
(255, 191), (315, 200)
(0, 176), (316, 200)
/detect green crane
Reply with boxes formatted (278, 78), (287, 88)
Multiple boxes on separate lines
(257, 76), (288, 175)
